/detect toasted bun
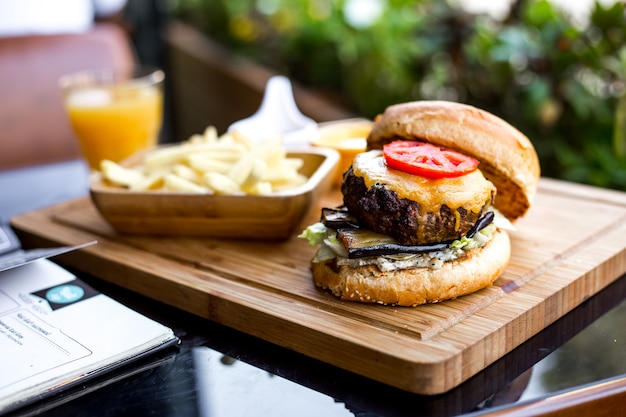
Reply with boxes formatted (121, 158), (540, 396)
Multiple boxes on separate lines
(312, 229), (510, 306)
(367, 100), (540, 220)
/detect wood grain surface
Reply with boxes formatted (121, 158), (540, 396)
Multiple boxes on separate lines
(10, 177), (626, 395)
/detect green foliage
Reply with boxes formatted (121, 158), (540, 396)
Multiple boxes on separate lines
(170, 0), (626, 190)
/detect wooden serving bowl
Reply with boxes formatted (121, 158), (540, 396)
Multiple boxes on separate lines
(90, 146), (339, 239)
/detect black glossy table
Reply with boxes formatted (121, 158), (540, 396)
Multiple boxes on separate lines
(1, 159), (625, 417)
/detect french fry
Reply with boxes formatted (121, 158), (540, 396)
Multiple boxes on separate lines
(240, 159), (267, 192)
(187, 154), (232, 174)
(227, 153), (258, 185)
(204, 172), (241, 194)
(129, 172), (165, 191)
(142, 145), (193, 171)
(229, 129), (259, 149)
(171, 164), (200, 183)
(100, 160), (143, 188)
(164, 173), (210, 193)
(189, 146), (245, 164)
(99, 126), (307, 195)
(246, 181), (273, 195)
(188, 125), (218, 145)
(255, 138), (285, 165)
(282, 157), (305, 170)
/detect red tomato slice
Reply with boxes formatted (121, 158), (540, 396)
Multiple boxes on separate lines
(382, 140), (479, 179)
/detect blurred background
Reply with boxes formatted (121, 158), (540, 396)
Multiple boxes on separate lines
(127, 0), (626, 190)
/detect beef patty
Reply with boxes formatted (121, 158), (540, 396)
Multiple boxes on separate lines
(341, 152), (495, 245)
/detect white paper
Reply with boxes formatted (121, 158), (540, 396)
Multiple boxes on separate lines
(0, 259), (177, 413)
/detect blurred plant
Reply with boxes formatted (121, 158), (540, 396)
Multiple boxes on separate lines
(169, 0), (626, 190)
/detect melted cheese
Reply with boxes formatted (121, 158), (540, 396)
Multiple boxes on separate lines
(352, 150), (495, 217)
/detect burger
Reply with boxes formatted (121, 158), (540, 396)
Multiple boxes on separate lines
(300, 100), (540, 306)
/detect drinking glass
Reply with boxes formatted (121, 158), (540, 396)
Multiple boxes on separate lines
(59, 66), (165, 170)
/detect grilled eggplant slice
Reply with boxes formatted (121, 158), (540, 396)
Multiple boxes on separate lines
(336, 228), (449, 259)
(466, 211), (494, 238)
(321, 207), (360, 229)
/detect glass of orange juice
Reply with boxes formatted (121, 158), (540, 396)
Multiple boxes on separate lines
(59, 66), (164, 170)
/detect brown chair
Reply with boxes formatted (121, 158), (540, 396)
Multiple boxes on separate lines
(0, 23), (136, 170)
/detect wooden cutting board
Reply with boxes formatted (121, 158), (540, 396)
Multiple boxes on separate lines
(10, 178), (626, 395)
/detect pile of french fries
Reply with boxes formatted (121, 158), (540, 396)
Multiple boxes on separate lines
(99, 126), (308, 195)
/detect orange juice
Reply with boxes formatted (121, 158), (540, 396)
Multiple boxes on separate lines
(60, 67), (164, 170)
(65, 86), (162, 169)
(313, 120), (372, 187)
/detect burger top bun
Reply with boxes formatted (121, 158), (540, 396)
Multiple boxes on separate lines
(366, 100), (540, 221)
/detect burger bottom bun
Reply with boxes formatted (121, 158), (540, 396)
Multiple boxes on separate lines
(311, 229), (510, 307)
